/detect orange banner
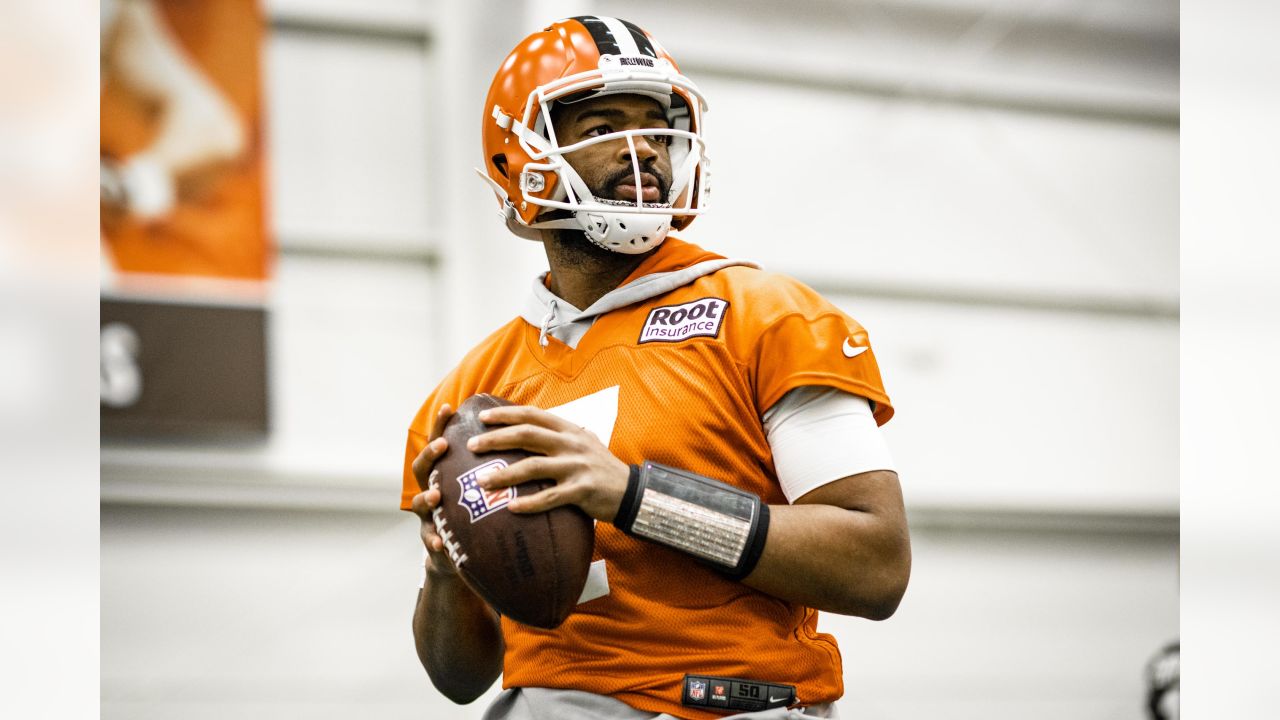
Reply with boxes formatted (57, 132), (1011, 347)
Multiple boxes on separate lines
(100, 0), (270, 281)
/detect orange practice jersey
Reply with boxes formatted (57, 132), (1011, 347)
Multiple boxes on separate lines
(402, 238), (893, 719)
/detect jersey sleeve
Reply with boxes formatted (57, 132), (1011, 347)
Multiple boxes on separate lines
(401, 427), (430, 511)
(742, 275), (894, 426)
(400, 374), (468, 511)
(397, 318), (529, 511)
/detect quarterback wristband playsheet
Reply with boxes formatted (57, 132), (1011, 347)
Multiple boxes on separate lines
(614, 461), (770, 580)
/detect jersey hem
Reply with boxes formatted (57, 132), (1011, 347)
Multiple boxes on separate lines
(608, 687), (844, 720)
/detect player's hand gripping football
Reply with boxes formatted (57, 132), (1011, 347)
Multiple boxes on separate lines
(466, 405), (631, 522)
(409, 404), (461, 576)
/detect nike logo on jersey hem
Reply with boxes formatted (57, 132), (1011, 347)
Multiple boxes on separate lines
(842, 338), (868, 358)
(768, 695), (788, 703)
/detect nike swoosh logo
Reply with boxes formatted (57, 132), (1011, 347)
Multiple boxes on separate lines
(842, 338), (868, 358)
(769, 695), (788, 703)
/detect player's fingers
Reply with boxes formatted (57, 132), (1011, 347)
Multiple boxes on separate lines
(410, 490), (429, 517)
(507, 482), (575, 514)
(477, 455), (570, 490)
(428, 404), (454, 442)
(421, 524), (449, 556)
(411, 437), (448, 482)
(418, 512), (440, 541)
(409, 486), (442, 519)
(413, 495), (454, 560)
(477, 405), (574, 432)
(469, 423), (567, 456)
(421, 525), (460, 574)
(421, 520), (444, 546)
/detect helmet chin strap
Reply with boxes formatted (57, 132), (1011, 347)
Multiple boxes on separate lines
(575, 198), (671, 254)
(527, 200), (672, 254)
(537, 158), (675, 255)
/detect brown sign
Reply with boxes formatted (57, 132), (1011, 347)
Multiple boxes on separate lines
(101, 298), (268, 437)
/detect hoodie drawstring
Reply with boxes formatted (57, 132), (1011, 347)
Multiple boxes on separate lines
(538, 298), (557, 348)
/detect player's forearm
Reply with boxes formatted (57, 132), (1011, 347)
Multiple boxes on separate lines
(743, 503), (911, 619)
(606, 464), (911, 617)
(413, 571), (504, 703)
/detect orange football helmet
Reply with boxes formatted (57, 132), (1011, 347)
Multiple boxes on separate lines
(478, 16), (710, 253)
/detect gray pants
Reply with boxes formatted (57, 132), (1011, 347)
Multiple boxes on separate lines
(482, 687), (839, 720)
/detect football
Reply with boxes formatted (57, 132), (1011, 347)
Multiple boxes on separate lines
(424, 393), (595, 629)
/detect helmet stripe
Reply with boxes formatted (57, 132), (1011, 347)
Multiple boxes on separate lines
(596, 17), (641, 56)
(571, 16), (655, 58)
(571, 16), (622, 56)
(618, 19), (658, 59)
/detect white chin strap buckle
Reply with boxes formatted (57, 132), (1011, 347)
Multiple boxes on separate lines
(577, 199), (673, 255)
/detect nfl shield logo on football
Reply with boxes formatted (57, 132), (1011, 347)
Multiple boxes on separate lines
(689, 679), (707, 701)
(457, 459), (512, 522)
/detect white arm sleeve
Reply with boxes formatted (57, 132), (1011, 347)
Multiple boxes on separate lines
(762, 386), (896, 504)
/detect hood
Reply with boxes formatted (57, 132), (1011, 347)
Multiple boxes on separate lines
(522, 237), (759, 349)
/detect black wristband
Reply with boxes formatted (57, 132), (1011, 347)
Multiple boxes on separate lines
(726, 502), (769, 580)
(614, 464), (643, 532)
(611, 461), (770, 580)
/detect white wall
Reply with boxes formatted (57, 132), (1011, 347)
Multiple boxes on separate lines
(843, 296), (1178, 512)
(102, 0), (1179, 717)
(699, 81), (1178, 304)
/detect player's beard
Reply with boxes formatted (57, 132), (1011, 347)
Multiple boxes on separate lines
(547, 227), (625, 270)
(548, 161), (672, 269)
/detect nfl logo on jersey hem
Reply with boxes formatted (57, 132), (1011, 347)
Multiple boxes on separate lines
(689, 679), (707, 701)
(457, 459), (514, 522)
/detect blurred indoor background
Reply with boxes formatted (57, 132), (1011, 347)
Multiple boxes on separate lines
(99, 0), (1178, 718)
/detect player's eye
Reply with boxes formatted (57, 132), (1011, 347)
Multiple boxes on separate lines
(644, 132), (673, 146)
(584, 125), (613, 138)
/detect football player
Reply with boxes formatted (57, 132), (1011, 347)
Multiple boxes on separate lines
(404, 16), (911, 720)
